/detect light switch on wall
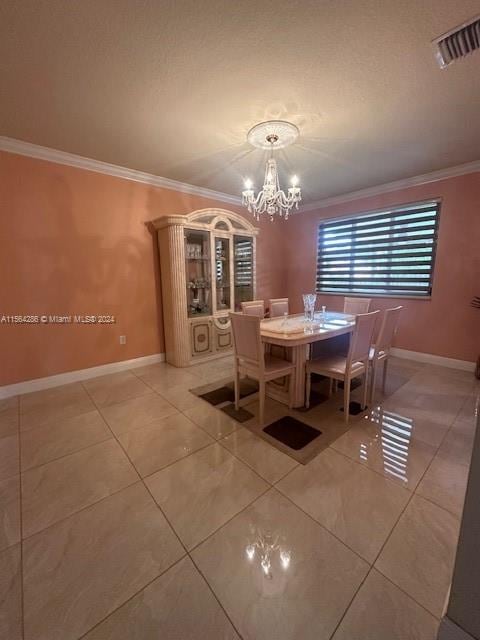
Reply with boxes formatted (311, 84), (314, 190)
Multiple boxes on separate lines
(119, 335), (127, 345)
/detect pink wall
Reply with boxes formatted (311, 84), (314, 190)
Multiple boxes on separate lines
(0, 151), (285, 386)
(283, 172), (480, 362)
(1, 150), (478, 387)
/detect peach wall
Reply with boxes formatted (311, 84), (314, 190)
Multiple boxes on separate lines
(0, 151), (285, 385)
(283, 172), (480, 362)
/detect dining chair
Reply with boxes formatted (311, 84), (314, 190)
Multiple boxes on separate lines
(369, 306), (403, 404)
(269, 298), (289, 318)
(241, 300), (265, 318)
(344, 297), (371, 315)
(305, 310), (379, 422)
(229, 312), (295, 426)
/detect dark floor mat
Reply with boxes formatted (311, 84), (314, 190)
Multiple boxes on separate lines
(199, 386), (235, 405)
(263, 416), (322, 451)
(340, 401), (368, 416)
(200, 379), (258, 406)
(338, 377), (363, 391)
(295, 389), (329, 412)
(225, 379), (259, 396)
(221, 403), (254, 423)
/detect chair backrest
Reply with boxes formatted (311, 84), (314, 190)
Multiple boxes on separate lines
(344, 297), (371, 315)
(269, 298), (289, 318)
(375, 306), (402, 355)
(229, 312), (263, 368)
(241, 300), (265, 318)
(348, 310), (380, 364)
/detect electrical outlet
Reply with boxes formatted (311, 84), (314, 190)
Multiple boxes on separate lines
(119, 335), (126, 345)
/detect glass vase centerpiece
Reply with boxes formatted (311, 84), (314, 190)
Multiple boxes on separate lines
(302, 293), (317, 322)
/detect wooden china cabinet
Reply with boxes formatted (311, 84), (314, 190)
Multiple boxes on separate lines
(152, 208), (258, 367)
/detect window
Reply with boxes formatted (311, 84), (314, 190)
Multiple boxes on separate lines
(316, 201), (440, 298)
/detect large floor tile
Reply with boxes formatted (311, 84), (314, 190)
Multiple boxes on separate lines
(416, 454), (469, 517)
(0, 433), (19, 481)
(20, 409), (111, 470)
(276, 447), (410, 562)
(454, 393), (479, 431)
(146, 443), (268, 549)
(22, 438), (138, 536)
(134, 362), (198, 391)
(331, 406), (437, 489)
(19, 382), (95, 430)
(383, 387), (464, 429)
(377, 404), (450, 448)
(83, 371), (151, 408)
(0, 397), (18, 438)
(436, 428), (475, 467)
(184, 403), (239, 439)
(376, 494), (460, 617)
(83, 556), (239, 639)
(0, 475), (20, 551)
(23, 483), (184, 640)
(100, 392), (178, 436)
(0, 544), (22, 640)
(156, 384), (207, 412)
(332, 569), (439, 640)
(192, 488), (369, 640)
(118, 412), (213, 477)
(221, 428), (298, 483)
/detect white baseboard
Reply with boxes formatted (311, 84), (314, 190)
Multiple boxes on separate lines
(0, 353), (165, 399)
(437, 617), (475, 640)
(390, 348), (476, 373)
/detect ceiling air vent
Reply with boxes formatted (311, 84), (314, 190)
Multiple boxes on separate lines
(433, 15), (480, 68)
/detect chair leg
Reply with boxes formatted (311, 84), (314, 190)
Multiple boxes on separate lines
(343, 375), (351, 424)
(259, 379), (266, 427)
(382, 357), (389, 395)
(370, 361), (377, 407)
(328, 377), (333, 397)
(361, 364), (369, 411)
(234, 367), (240, 411)
(305, 369), (311, 409)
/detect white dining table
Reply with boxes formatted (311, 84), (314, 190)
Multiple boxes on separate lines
(260, 311), (356, 408)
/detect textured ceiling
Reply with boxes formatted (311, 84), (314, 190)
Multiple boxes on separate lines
(1, 0), (479, 203)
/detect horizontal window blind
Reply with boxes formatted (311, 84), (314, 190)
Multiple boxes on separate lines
(316, 201), (440, 297)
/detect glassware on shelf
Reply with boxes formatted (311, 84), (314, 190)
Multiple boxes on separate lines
(185, 229), (211, 317)
(302, 293), (317, 322)
(215, 237), (231, 311)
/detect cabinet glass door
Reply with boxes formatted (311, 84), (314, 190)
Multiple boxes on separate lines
(234, 236), (254, 310)
(214, 237), (231, 312)
(185, 229), (211, 317)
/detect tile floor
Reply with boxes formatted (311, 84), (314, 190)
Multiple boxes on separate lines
(0, 356), (477, 640)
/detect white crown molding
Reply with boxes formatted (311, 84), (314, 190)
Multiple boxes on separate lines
(1, 136), (479, 216)
(0, 136), (241, 206)
(300, 160), (480, 212)
(0, 353), (165, 399)
(390, 348), (476, 372)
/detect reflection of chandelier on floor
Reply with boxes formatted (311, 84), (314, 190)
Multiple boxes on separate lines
(242, 120), (302, 221)
(245, 529), (291, 579)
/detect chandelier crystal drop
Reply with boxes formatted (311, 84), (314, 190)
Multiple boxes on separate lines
(242, 121), (302, 221)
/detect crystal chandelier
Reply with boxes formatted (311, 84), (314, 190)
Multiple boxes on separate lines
(242, 120), (302, 221)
